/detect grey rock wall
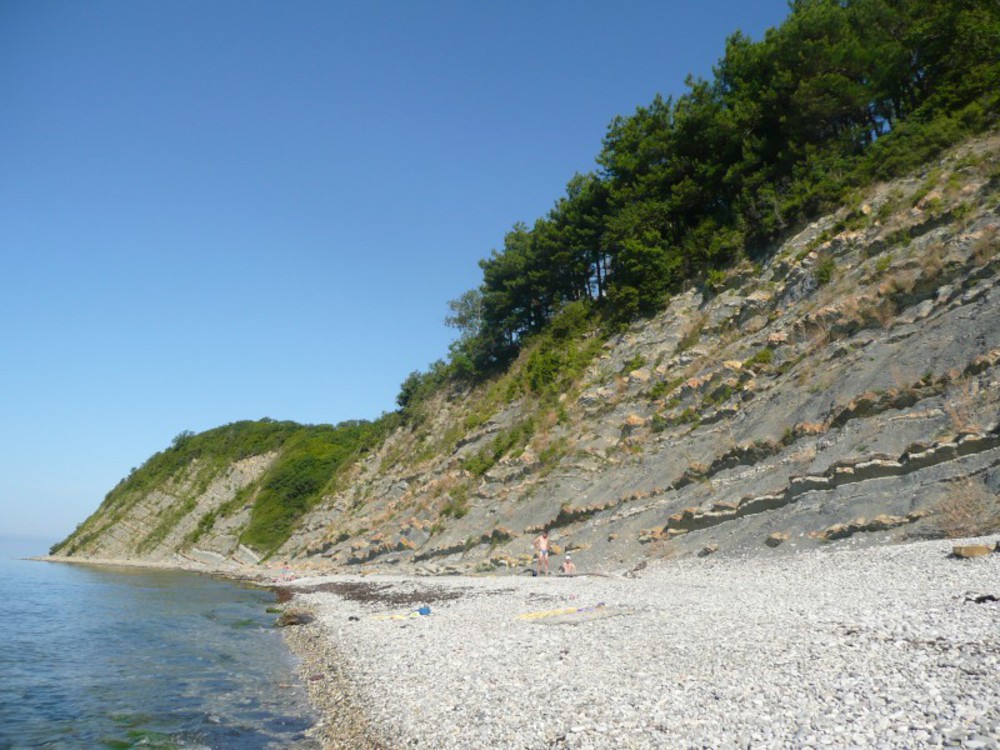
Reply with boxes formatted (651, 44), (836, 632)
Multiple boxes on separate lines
(55, 134), (1000, 575)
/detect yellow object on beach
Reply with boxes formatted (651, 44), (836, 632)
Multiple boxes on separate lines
(518, 602), (605, 620)
(370, 612), (422, 621)
(369, 606), (432, 621)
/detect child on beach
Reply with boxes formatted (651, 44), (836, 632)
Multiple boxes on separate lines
(560, 555), (576, 575)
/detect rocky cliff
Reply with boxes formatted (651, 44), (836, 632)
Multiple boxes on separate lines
(54, 134), (1000, 574)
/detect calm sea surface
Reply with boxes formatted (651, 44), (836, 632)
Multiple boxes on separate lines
(0, 537), (319, 750)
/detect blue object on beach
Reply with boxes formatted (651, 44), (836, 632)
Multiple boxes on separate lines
(416, 605), (431, 616)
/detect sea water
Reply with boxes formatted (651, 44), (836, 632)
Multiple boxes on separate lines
(0, 537), (319, 749)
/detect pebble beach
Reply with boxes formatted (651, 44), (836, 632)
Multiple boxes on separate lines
(280, 537), (1000, 749)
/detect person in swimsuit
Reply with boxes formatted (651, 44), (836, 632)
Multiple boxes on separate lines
(560, 554), (576, 575)
(533, 530), (551, 576)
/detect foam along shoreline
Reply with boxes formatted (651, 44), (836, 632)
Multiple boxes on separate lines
(277, 537), (1000, 749)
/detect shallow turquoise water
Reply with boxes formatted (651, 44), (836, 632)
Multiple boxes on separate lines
(0, 538), (318, 749)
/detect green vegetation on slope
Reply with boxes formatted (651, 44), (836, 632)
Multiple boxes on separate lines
(56, 0), (1000, 563)
(394, 299), (604, 479)
(51, 416), (399, 558)
(51, 420), (304, 555)
(394, 0), (1000, 495)
(432, 0), (999, 383)
(237, 422), (379, 554)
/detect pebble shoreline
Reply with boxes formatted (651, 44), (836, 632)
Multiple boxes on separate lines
(281, 537), (1000, 749)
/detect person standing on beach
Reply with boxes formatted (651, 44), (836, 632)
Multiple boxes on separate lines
(533, 530), (551, 576)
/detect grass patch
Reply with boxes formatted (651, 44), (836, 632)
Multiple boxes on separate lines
(814, 255), (837, 286)
(677, 314), (706, 353)
(462, 419), (536, 477)
(647, 376), (684, 401)
(442, 484), (471, 519)
(743, 347), (774, 371)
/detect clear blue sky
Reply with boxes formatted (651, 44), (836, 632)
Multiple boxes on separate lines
(1, 0), (791, 546)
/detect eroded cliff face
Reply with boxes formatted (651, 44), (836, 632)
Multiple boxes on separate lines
(58, 453), (279, 566)
(56, 135), (1000, 573)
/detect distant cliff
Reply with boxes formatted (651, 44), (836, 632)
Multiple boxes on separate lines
(52, 134), (1000, 573)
